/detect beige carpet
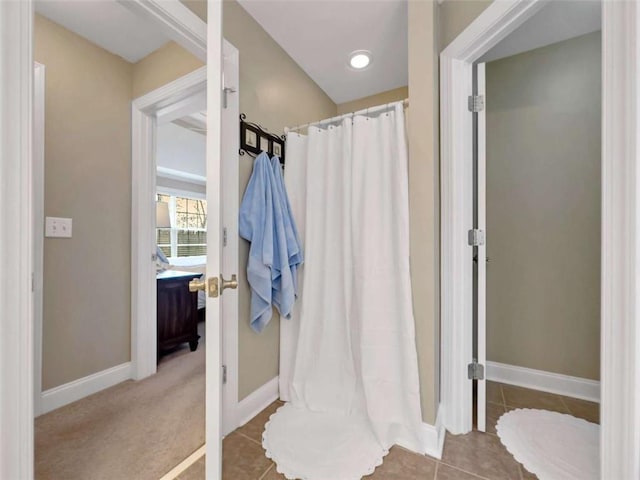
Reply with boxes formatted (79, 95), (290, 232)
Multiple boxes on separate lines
(35, 324), (205, 480)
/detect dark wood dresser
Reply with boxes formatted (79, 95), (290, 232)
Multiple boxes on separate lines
(157, 270), (201, 360)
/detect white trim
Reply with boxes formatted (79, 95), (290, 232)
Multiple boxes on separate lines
(475, 62), (487, 433)
(0, 0), (34, 478)
(0, 1), (219, 477)
(236, 377), (280, 428)
(157, 91), (207, 126)
(157, 166), (206, 185)
(157, 183), (206, 201)
(39, 363), (132, 416)
(440, 0), (548, 436)
(205, 4), (224, 477)
(418, 408), (446, 460)
(486, 361), (600, 403)
(441, 0), (640, 476)
(601, 1), (640, 478)
(33, 62), (45, 417)
(159, 445), (206, 480)
(131, 99), (158, 381)
(134, 67), (207, 114)
(220, 42), (240, 437)
(440, 51), (474, 435)
(440, 0), (603, 434)
(131, 66), (206, 382)
(132, 46), (240, 443)
(117, 0), (206, 62)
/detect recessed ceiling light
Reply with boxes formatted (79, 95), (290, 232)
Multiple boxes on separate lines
(349, 50), (371, 70)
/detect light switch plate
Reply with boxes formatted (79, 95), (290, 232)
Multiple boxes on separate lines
(45, 217), (72, 238)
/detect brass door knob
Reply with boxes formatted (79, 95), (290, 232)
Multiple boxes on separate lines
(221, 274), (238, 292)
(189, 278), (206, 292)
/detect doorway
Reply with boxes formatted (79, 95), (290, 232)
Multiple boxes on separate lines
(135, 46), (239, 437)
(439, 0), (640, 478)
(28, 2), (232, 478)
(467, 12), (603, 475)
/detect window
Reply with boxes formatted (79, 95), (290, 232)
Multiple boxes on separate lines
(157, 193), (207, 257)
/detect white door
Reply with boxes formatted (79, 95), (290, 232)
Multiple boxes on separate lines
(475, 62), (487, 432)
(205, 2), (227, 478)
(33, 62), (45, 416)
(221, 40), (239, 437)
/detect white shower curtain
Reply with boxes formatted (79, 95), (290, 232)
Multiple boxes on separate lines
(268, 103), (422, 480)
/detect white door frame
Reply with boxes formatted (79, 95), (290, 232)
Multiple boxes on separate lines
(440, 0), (640, 477)
(131, 44), (240, 436)
(440, 0), (546, 436)
(33, 62), (45, 417)
(132, 67), (209, 381)
(124, 0), (207, 380)
(600, 1), (640, 477)
(117, 0), (206, 62)
(205, 3), (224, 476)
(0, 0), (229, 477)
(220, 43), (240, 437)
(474, 62), (487, 433)
(0, 1), (34, 478)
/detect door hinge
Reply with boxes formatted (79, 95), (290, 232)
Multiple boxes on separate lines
(468, 362), (485, 380)
(222, 365), (228, 384)
(468, 95), (485, 113)
(223, 87), (236, 109)
(223, 227), (228, 247)
(468, 229), (485, 246)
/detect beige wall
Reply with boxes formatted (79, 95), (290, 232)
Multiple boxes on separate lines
(179, 0), (337, 399)
(35, 0), (499, 420)
(186, 0), (448, 408)
(330, 0), (492, 424)
(35, 14), (133, 389)
(486, 32), (601, 380)
(408, 0), (440, 424)
(336, 86), (408, 115)
(222, 0), (336, 399)
(438, 0), (493, 51)
(132, 41), (203, 99)
(133, 0), (336, 400)
(183, 0), (463, 424)
(396, 0), (494, 422)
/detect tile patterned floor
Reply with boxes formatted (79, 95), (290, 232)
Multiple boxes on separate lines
(180, 382), (599, 479)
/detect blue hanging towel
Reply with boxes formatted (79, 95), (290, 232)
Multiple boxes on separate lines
(239, 152), (276, 332)
(270, 156), (303, 319)
(239, 152), (304, 333)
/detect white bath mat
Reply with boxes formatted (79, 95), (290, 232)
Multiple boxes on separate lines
(496, 408), (599, 480)
(263, 403), (388, 480)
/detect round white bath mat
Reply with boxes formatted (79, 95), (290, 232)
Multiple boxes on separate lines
(496, 408), (599, 480)
(263, 403), (388, 480)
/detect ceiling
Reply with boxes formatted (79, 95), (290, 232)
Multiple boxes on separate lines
(35, 0), (407, 104)
(35, 0), (170, 63)
(479, 1), (601, 63)
(237, 0), (408, 104)
(157, 120), (206, 179)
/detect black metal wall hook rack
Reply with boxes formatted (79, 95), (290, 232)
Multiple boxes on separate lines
(239, 113), (286, 165)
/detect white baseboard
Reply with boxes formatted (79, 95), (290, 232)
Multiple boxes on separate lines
(237, 376), (279, 427)
(420, 406), (445, 459)
(39, 362), (132, 416)
(397, 406), (445, 459)
(486, 361), (600, 403)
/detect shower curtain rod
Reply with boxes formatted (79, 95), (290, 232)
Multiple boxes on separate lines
(284, 98), (409, 134)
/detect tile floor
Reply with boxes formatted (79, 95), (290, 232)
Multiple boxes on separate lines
(180, 382), (599, 480)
